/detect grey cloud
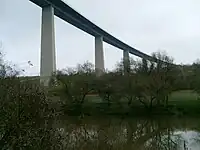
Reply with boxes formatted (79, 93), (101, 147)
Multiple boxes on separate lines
(1, 0), (200, 75)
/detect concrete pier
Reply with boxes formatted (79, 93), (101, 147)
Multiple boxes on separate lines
(95, 36), (105, 76)
(40, 5), (56, 86)
(123, 50), (130, 74)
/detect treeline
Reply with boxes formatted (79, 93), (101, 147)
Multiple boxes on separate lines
(52, 51), (200, 115)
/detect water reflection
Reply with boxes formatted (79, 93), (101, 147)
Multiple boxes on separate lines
(54, 117), (200, 150)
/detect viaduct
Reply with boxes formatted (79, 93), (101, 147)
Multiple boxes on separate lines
(30, 0), (158, 86)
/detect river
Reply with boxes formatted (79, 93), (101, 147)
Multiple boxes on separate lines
(53, 116), (200, 150)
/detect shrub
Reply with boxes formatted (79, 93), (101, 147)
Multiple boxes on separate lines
(0, 52), (66, 149)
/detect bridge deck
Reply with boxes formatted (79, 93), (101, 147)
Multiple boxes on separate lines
(30, 0), (156, 62)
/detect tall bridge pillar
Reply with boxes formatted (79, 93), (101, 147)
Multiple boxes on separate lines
(40, 5), (56, 86)
(123, 50), (130, 74)
(95, 36), (105, 76)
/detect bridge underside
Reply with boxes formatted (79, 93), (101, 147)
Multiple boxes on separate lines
(29, 0), (156, 86)
(30, 0), (155, 61)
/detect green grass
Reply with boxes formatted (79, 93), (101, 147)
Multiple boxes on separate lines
(169, 90), (198, 101)
(168, 90), (200, 115)
(85, 90), (200, 104)
(15, 76), (200, 116)
(85, 90), (200, 116)
(85, 95), (102, 103)
(48, 87), (200, 116)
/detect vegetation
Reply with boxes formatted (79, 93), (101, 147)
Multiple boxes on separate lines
(0, 53), (65, 149)
(48, 51), (200, 116)
(1, 49), (200, 149)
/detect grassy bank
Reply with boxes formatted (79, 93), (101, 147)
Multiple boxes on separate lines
(168, 90), (200, 116)
(48, 89), (200, 117)
(19, 77), (200, 117)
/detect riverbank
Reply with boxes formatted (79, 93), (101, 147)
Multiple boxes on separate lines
(48, 89), (200, 117)
(17, 77), (200, 117)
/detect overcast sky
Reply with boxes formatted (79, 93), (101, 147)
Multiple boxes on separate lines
(1, 0), (200, 75)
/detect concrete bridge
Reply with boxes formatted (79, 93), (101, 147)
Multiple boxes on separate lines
(29, 0), (157, 86)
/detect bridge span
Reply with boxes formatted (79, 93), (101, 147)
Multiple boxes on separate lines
(29, 0), (156, 86)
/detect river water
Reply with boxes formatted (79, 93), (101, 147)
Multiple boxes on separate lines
(54, 116), (200, 150)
